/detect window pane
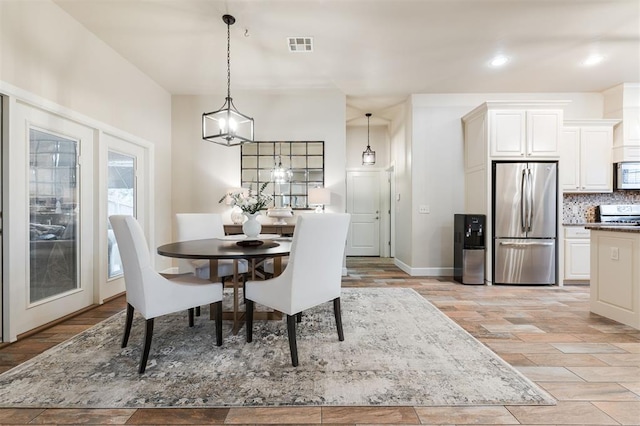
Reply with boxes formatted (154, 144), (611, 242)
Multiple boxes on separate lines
(29, 128), (78, 302)
(107, 151), (135, 279)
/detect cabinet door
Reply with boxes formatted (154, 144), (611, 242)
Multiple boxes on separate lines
(527, 110), (561, 157)
(564, 239), (591, 280)
(489, 110), (526, 157)
(560, 127), (580, 192)
(580, 127), (613, 192)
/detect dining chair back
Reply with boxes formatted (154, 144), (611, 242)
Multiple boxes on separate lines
(285, 213), (350, 313)
(245, 213), (351, 366)
(175, 213), (248, 279)
(109, 215), (223, 374)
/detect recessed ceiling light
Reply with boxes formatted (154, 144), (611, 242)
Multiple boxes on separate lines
(489, 54), (510, 68)
(582, 54), (604, 67)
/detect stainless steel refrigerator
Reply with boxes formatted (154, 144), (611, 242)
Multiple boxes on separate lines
(493, 162), (557, 285)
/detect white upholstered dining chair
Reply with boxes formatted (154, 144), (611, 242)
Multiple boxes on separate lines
(109, 215), (224, 374)
(245, 213), (351, 366)
(175, 213), (249, 280)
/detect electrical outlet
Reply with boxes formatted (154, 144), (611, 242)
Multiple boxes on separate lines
(611, 247), (619, 260)
(572, 205), (579, 215)
(419, 205), (430, 214)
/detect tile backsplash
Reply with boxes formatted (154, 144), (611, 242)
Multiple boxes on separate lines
(563, 191), (640, 224)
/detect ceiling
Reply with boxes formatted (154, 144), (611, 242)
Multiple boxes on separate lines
(53, 0), (639, 124)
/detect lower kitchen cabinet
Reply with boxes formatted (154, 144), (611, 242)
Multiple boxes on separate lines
(564, 226), (590, 282)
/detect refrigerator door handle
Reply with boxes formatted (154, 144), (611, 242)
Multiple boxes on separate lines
(527, 168), (534, 233)
(520, 168), (527, 233)
(499, 241), (555, 247)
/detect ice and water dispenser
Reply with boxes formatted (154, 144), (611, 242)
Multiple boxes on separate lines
(454, 214), (486, 285)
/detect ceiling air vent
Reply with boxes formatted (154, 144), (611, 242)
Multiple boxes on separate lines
(287, 37), (313, 53)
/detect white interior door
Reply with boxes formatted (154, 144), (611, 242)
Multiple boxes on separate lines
(346, 170), (381, 256)
(7, 101), (94, 340)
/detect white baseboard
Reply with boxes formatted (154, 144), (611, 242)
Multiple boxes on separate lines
(394, 258), (453, 277)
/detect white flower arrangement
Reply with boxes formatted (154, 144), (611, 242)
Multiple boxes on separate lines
(220, 183), (273, 215)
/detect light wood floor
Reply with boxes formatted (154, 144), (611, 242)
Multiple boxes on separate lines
(1, 257), (639, 425)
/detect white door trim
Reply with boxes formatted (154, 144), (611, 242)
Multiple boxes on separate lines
(0, 81), (155, 342)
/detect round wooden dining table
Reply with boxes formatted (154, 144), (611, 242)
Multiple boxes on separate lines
(157, 237), (291, 334)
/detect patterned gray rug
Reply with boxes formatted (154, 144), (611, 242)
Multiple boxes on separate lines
(0, 288), (554, 408)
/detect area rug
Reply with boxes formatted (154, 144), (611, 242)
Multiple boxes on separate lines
(0, 288), (555, 408)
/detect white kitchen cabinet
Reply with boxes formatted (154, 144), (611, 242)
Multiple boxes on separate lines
(561, 120), (619, 193)
(603, 83), (640, 163)
(589, 227), (640, 330)
(490, 109), (563, 158)
(563, 226), (590, 281)
(462, 101), (568, 285)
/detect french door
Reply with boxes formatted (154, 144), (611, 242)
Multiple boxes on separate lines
(7, 101), (94, 339)
(0, 95), (4, 340)
(101, 134), (147, 301)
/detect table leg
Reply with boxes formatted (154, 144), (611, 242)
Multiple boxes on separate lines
(232, 259), (241, 334)
(208, 259), (220, 321)
(251, 259), (257, 280)
(274, 256), (283, 276)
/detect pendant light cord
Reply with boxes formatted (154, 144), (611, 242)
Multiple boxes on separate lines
(367, 114), (371, 148)
(226, 19), (231, 100)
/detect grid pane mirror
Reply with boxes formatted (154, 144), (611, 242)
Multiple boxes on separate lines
(29, 128), (79, 302)
(241, 141), (324, 209)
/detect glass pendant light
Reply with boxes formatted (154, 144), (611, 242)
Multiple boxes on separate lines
(362, 113), (376, 165)
(271, 143), (292, 183)
(202, 15), (254, 146)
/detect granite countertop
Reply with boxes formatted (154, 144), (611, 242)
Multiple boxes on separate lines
(563, 222), (592, 227)
(584, 224), (640, 233)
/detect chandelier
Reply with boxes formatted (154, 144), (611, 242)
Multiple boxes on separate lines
(202, 14), (254, 146)
(362, 113), (375, 165)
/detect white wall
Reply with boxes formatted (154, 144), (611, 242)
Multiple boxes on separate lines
(0, 0), (172, 269)
(171, 89), (346, 232)
(0, 0), (172, 338)
(403, 92), (605, 275)
(388, 100), (413, 269)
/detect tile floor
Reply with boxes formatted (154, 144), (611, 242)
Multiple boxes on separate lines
(0, 257), (639, 425)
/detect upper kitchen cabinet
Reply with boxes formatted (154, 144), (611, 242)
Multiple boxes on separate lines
(463, 101), (568, 164)
(604, 83), (640, 163)
(490, 108), (564, 158)
(561, 120), (620, 193)
(461, 101), (568, 214)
